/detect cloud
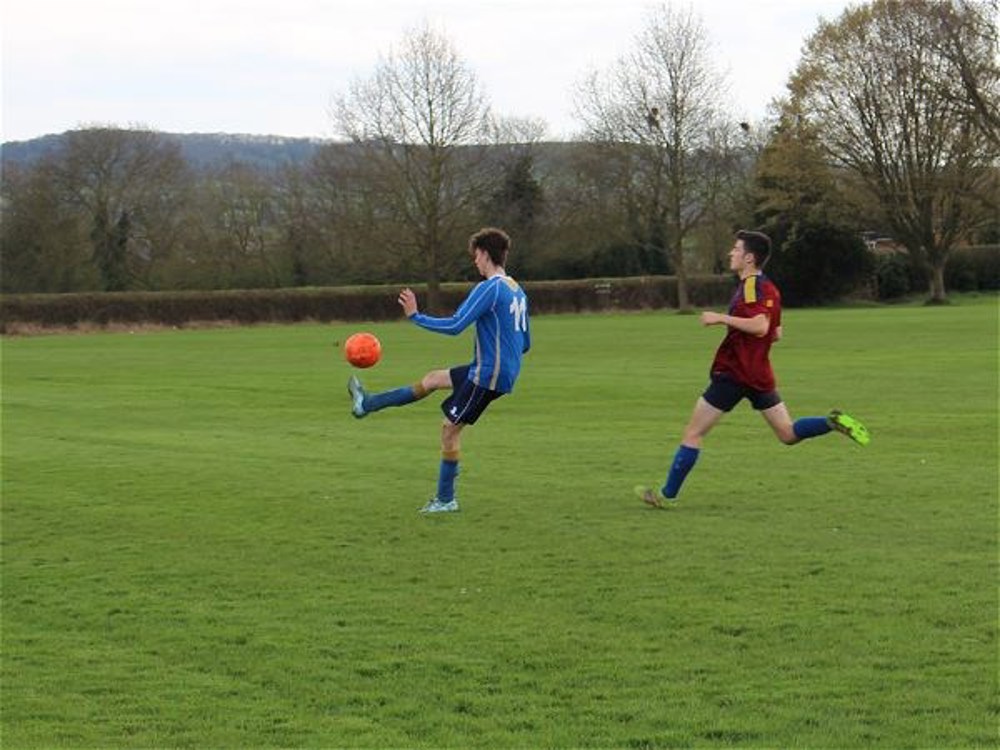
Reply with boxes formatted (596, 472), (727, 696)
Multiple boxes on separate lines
(1, 0), (847, 142)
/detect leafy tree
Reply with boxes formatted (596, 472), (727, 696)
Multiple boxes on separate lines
(481, 150), (544, 277)
(755, 109), (844, 225)
(485, 154), (542, 236)
(91, 209), (131, 291)
(753, 108), (883, 304)
(789, 0), (998, 303)
(765, 221), (874, 306)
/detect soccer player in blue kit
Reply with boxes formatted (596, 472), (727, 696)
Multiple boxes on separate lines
(347, 227), (530, 514)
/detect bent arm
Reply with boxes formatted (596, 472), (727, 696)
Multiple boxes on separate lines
(701, 310), (769, 337)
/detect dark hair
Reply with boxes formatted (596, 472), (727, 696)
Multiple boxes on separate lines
(469, 227), (511, 266)
(736, 230), (772, 268)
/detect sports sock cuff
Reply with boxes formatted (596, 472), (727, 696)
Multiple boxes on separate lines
(793, 416), (833, 440)
(678, 445), (700, 461)
(412, 382), (430, 399)
(663, 444), (700, 499)
(441, 450), (460, 462)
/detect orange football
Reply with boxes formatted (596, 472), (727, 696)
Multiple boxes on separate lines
(343, 332), (381, 368)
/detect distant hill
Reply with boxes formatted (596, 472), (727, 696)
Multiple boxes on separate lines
(1, 131), (333, 171)
(1, 131), (581, 179)
(0, 133), (68, 167)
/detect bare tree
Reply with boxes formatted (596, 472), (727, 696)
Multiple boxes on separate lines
(574, 3), (730, 310)
(926, 0), (1000, 148)
(332, 24), (494, 311)
(45, 126), (190, 291)
(0, 162), (94, 292)
(195, 162), (287, 288)
(305, 140), (416, 285)
(789, 0), (998, 303)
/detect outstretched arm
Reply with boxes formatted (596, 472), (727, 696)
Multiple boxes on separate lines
(400, 283), (495, 336)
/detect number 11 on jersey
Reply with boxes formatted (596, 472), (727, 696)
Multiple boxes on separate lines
(509, 295), (527, 332)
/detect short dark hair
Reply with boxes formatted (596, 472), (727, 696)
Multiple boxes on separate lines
(469, 227), (511, 266)
(736, 230), (772, 268)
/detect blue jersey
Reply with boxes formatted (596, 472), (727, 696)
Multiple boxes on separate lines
(409, 275), (530, 393)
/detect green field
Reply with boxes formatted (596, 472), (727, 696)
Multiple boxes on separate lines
(2, 296), (997, 748)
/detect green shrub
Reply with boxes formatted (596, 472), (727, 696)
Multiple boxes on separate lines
(870, 245), (998, 300)
(945, 245), (1000, 291)
(0, 276), (738, 332)
(874, 253), (914, 299)
(767, 222), (874, 306)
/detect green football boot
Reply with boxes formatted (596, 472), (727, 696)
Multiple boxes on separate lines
(828, 410), (870, 446)
(634, 485), (674, 509)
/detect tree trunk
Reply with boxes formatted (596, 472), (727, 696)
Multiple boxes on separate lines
(425, 234), (442, 314)
(672, 242), (691, 312)
(927, 261), (948, 304)
(91, 207), (129, 292)
(426, 278), (442, 315)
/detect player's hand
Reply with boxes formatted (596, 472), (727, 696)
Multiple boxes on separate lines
(398, 288), (418, 317)
(700, 311), (724, 326)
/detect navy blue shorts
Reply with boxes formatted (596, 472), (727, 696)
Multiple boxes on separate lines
(441, 365), (503, 425)
(702, 373), (782, 412)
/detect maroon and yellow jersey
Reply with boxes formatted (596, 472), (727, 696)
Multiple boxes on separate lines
(710, 274), (782, 392)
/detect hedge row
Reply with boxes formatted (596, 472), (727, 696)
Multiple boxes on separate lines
(944, 245), (1000, 292)
(0, 275), (735, 332)
(873, 244), (1000, 300)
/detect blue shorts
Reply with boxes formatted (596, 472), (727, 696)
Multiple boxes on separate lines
(702, 373), (781, 412)
(441, 365), (503, 425)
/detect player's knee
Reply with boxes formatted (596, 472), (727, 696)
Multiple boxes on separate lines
(682, 424), (706, 445)
(422, 369), (450, 391)
(441, 420), (462, 451)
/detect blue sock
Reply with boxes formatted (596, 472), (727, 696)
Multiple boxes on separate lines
(437, 456), (460, 501)
(365, 385), (420, 413)
(663, 445), (700, 499)
(793, 416), (832, 441)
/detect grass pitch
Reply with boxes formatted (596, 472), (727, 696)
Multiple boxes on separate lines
(2, 295), (997, 748)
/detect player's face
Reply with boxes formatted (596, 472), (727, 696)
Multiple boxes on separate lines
(729, 240), (750, 271)
(472, 247), (489, 277)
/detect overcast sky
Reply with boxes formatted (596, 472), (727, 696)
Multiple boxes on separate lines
(1, 0), (850, 144)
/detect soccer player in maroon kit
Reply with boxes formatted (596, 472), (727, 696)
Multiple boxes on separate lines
(636, 230), (870, 508)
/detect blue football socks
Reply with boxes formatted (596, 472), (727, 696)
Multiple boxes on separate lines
(364, 384), (425, 413)
(437, 454), (460, 502)
(792, 416), (833, 441)
(663, 444), (700, 499)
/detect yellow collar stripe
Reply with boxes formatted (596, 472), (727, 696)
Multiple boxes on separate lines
(743, 276), (758, 304)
